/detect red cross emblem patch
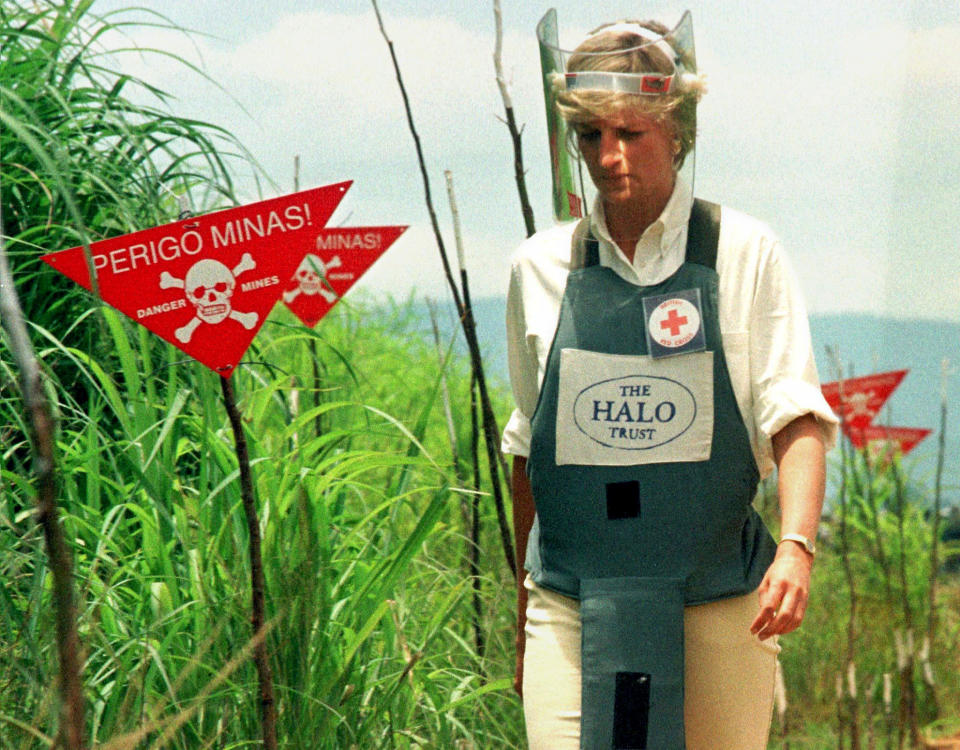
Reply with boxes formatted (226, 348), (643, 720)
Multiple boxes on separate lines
(642, 288), (706, 358)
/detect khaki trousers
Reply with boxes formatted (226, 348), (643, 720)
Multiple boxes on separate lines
(522, 576), (779, 750)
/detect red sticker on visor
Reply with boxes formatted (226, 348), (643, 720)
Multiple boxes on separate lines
(640, 75), (673, 93)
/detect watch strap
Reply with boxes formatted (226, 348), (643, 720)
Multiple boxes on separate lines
(779, 532), (816, 556)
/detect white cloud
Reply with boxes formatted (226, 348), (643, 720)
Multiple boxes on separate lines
(94, 8), (960, 320)
(99, 9), (549, 201)
(841, 23), (960, 91)
(188, 11), (541, 159)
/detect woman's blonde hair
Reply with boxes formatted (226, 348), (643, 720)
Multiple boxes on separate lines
(555, 20), (700, 166)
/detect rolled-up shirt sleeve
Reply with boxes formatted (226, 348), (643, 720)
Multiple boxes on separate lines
(502, 262), (538, 457)
(748, 236), (839, 471)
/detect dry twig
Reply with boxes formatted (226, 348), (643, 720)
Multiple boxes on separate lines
(371, 0), (516, 578)
(493, 0), (535, 237)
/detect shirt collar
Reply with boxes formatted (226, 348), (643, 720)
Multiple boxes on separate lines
(589, 178), (693, 260)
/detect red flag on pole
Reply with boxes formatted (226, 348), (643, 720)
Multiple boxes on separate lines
(42, 182), (351, 377)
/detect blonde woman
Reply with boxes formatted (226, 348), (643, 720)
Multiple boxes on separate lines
(502, 12), (837, 749)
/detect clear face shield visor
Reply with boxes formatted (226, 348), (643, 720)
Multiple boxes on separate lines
(536, 9), (701, 222)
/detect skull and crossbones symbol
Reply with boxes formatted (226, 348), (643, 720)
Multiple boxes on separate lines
(160, 253), (259, 343)
(283, 254), (341, 305)
(845, 391), (873, 418)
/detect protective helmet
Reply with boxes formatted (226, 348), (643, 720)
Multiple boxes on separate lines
(536, 9), (702, 222)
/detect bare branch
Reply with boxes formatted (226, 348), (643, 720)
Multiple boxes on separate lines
(492, 0), (513, 111)
(427, 298), (462, 472)
(372, 1), (517, 578)
(1, 208), (86, 749)
(370, 0), (463, 313)
(492, 0), (536, 237)
(445, 170), (467, 275)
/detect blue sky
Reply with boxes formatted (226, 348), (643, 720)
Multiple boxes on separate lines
(92, 0), (960, 321)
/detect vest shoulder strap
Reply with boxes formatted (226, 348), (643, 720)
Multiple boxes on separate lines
(570, 216), (596, 270)
(571, 198), (721, 272)
(685, 198), (721, 271)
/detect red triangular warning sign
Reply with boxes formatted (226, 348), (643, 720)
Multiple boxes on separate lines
(282, 226), (407, 327)
(820, 369), (908, 432)
(849, 425), (932, 456)
(42, 182), (351, 377)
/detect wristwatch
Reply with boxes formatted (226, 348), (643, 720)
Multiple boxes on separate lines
(779, 532), (816, 557)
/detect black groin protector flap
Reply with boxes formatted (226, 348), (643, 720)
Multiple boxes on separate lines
(580, 577), (685, 750)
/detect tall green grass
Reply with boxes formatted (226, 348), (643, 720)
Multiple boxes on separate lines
(2, 297), (523, 748)
(2, 2), (520, 745)
(768, 448), (960, 745)
(0, 0), (250, 375)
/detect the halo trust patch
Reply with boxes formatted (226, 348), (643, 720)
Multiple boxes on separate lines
(556, 348), (713, 466)
(642, 288), (706, 359)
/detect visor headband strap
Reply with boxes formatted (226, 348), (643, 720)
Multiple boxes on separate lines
(564, 71), (675, 95)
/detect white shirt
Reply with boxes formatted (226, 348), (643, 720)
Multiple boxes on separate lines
(501, 186), (838, 479)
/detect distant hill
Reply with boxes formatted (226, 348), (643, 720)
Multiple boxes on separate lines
(445, 298), (960, 503)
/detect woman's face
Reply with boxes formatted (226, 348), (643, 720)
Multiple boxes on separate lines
(576, 109), (677, 212)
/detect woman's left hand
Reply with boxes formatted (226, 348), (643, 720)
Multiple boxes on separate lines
(752, 413), (825, 641)
(749, 541), (813, 640)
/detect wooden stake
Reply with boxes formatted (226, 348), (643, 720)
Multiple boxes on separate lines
(428, 299), (484, 658)
(221, 375), (278, 750)
(828, 345), (861, 750)
(923, 359), (949, 718)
